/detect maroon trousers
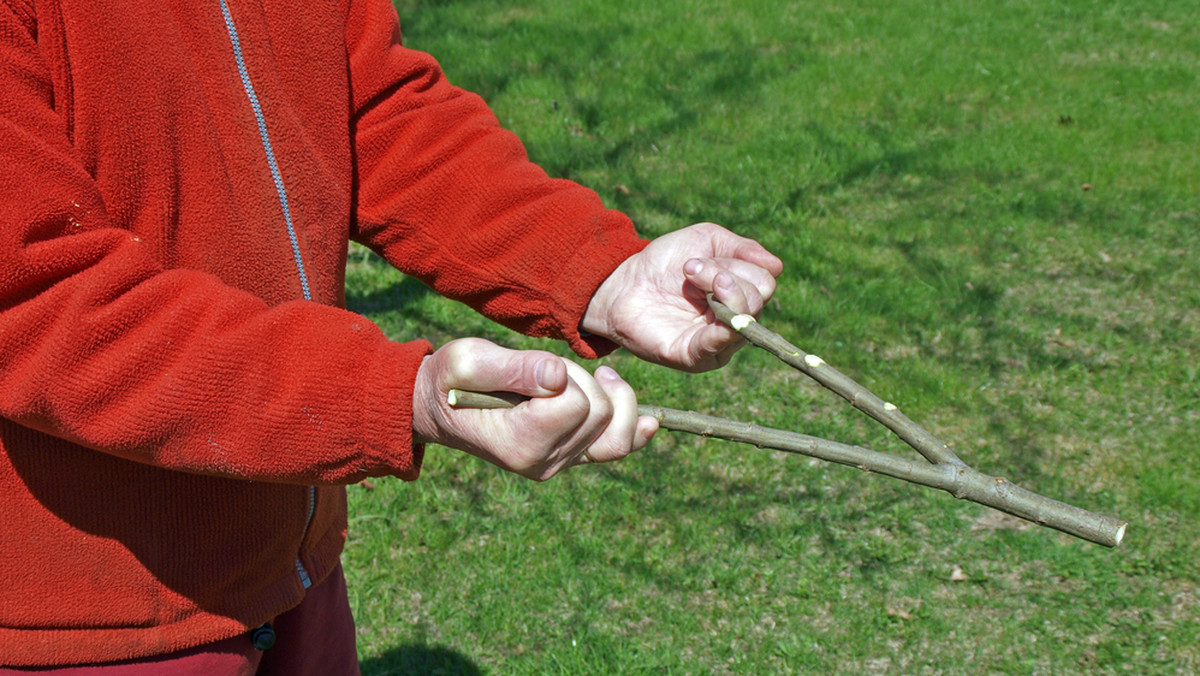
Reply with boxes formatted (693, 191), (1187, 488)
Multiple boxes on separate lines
(2, 566), (360, 675)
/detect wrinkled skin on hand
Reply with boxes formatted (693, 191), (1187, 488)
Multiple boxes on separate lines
(411, 338), (657, 480)
(411, 222), (781, 480)
(583, 222), (783, 373)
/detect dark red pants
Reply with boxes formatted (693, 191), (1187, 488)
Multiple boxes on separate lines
(2, 565), (360, 675)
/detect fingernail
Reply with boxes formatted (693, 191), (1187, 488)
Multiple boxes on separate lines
(684, 259), (703, 276)
(595, 366), (621, 382)
(535, 359), (555, 390)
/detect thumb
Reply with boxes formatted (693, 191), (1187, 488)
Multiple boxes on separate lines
(442, 339), (568, 399)
(514, 353), (569, 398)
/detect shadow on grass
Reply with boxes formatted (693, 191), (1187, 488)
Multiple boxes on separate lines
(360, 643), (484, 676)
(345, 269), (433, 316)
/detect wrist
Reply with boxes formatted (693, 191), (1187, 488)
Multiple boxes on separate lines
(411, 355), (441, 445)
(582, 253), (637, 342)
(580, 293), (611, 340)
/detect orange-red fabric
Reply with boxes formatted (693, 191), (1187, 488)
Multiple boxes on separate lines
(0, 0), (646, 666)
(0, 565), (358, 675)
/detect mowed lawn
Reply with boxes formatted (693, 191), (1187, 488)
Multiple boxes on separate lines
(343, 1), (1199, 673)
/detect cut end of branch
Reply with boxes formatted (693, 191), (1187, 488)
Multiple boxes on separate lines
(1115, 523), (1127, 547)
(446, 389), (521, 410)
(730, 314), (756, 330)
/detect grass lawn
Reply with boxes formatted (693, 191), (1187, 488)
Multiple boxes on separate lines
(343, 0), (1199, 672)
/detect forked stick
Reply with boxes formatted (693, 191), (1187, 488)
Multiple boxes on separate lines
(707, 297), (963, 467)
(447, 298), (1127, 547)
(702, 296), (1125, 547)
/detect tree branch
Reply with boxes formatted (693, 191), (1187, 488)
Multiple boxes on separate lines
(447, 389), (1126, 547)
(708, 296), (963, 466)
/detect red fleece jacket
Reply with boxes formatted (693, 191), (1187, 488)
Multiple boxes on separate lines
(0, 0), (646, 666)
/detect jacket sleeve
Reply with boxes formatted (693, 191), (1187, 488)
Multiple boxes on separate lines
(344, 0), (648, 358)
(0, 3), (429, 485)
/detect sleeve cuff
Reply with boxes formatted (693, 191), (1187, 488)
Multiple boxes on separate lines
(356, 337), (435, 481)
(557, 229), (650, 359)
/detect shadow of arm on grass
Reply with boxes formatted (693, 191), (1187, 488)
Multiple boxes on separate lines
(345, 268), (433, 316)
(360, 643), (485, 676)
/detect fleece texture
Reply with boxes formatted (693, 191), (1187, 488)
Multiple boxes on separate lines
(0, 0), (646, 666)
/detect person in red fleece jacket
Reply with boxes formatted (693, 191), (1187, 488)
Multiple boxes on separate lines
(0, 0), (781, 671)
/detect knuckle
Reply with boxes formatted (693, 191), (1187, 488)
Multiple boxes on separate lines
(504, 446), (544, 474)
(592, 395), (615, 426)
(444, 358), (474, 383)
(591, 434), (632, 462)
(562, 393), (592, 424)
(611, 377), (637, 402)
(441, 338), (489, 380)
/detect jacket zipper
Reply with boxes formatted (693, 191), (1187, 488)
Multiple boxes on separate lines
(295, 486), (316, 589)
(217, 0), (317, 590)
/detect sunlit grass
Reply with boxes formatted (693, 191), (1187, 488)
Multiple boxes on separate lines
(344, 1), (1199, 672)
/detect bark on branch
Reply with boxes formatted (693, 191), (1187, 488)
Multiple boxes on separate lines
(446, 297), (1128, 548)
(708, 297), (963, 466)
(449, 390), (1125, 547)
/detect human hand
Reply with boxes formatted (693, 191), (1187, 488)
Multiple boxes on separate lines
(411, 338), (658, 480)
(582, 222), (783, 372)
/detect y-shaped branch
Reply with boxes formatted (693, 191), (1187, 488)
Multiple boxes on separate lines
(705, 296), (1124, 547)
(708, 297), (963, 466)
(448, 389), (1126, 547)
(445, 297), (1127, 547)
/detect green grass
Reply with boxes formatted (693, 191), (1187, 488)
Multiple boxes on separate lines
(343, 1), (1199, 672)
